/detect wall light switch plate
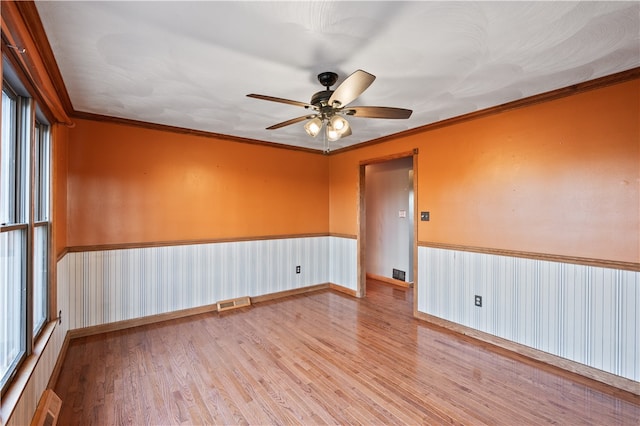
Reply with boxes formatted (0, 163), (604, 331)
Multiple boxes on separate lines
(421, 211), (430, 221)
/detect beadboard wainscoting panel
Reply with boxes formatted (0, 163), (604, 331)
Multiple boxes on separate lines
(417, 246), (640, 382)
(5, 327), (65, 426)
(329, 236), (358, 291)
(6, 257), (71, 426)
(63, 237), (331, 328)
(57, 254), (72, 340)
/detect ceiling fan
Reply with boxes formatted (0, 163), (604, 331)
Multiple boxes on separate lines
(247, 70), (412, 145)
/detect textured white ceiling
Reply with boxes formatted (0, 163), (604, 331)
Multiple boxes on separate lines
(35, 1), (639, 151)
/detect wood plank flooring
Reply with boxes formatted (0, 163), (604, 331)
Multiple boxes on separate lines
(54, 280), (640, 425)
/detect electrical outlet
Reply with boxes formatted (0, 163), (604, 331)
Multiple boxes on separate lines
(474, 295), (482, 307)
(296, 265), (301, 274)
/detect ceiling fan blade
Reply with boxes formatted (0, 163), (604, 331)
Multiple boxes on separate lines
(266, 115), (314, 130)
(347, 106), (412, 119)
(247, 94), (315, 109)
(328, 70), (375, 107)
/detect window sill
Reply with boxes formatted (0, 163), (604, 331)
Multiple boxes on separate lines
(1, 320), (57, 424)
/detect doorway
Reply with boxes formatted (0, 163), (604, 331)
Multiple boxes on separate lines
(357, 151), (417, 303)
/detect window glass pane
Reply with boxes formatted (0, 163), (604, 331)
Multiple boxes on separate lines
(1, 90), (17, 225)
(33, 225), (48, 335)
(0, 229), (26, 389)
(34, 125), (41, 220)
(16, 99), (31, 224)
(34, 124), (50, 222)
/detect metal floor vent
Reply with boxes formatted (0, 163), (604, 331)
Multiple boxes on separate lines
(31, 389), (62, 426)
(392, 268), (406, 281)
(216, 296), (251, 312)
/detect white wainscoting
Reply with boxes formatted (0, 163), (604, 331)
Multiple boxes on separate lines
(5, 326), (66, 426)
(6, 256), (70, 426)
(329, 236), (358, 292)
(54, 236), (359, 330)
(417, 246), (640, 382)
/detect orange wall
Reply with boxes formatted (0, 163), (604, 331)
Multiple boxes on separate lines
(52, 123), (69, 256)
(64, 80), (638, 262)
(329, 79), (639, 263)
(66, 119), (329, 247)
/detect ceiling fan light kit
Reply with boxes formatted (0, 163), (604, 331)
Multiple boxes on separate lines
(326, 115), (350, 141)
(247, 69), (412, 148)
(304, 117), (323, 137)
(326, 125), (341, 142)
(329, 115), (349, 132)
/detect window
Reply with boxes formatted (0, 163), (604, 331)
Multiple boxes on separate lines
(1, 76), (51, 395)
(1, 86), (26, 392)
(33, 122), (51, 335)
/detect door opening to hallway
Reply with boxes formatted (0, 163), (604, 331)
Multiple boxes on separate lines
(362, 155), (415, 300)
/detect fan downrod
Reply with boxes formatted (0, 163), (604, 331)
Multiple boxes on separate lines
(317, 72), (338, 89)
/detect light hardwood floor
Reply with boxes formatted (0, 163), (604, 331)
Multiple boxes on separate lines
(54, 280), (640, 425)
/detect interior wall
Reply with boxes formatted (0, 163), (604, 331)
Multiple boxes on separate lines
(365, 157), (413, 281)
(330, 79), (639, 263)
(418, 246), (639, 383)
(328, 79), (639, 385)
(66, 119), (330, 247)
(52, 123), (68, 256)
(417, 80), (638, 262)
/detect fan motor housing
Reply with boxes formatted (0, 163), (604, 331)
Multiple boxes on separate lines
(310, 90), (333, 107)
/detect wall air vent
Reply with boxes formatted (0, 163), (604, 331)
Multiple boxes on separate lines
(216, 296), (251, 312)
(31, 389), (62, 426)
(392, 268), (406, 281)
